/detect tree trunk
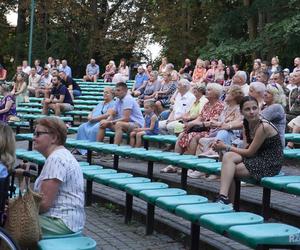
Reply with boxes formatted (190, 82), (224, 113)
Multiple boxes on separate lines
(243, 0), (257, 59)
(15, 0), (28, 64)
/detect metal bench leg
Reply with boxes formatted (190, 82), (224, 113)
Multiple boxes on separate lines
(28, 141), (33, 151)
(113, 155), (119, 170)
(147, 161), (154, 180)
(262, 187), (271, 220)
(146, 203), (155, 235)
(86, 179), (93, 206)
(234, 178), (241, 211)
(109, 137), (114, 144)
(125, 193), (133, 224)
(87, 150), (92, 164)
(190, 223), (200, 250)
(144, 140), (149, 150)
(181, 168), (187, 190)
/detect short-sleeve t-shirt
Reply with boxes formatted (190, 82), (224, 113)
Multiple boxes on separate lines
(114, 94), (144, 127)
(51, 84), (73, 105)
(61, 77), (81, 91)
(34, 148), (85, 232)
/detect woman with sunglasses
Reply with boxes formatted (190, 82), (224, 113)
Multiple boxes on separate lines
(33, 117), (85, 236)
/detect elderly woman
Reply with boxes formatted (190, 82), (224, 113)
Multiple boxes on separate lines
(102, 60), (116, 82)
(137, 71), (161, 106)
(76, 87), (115, 155)
(0, 84), (17, 123)
(190, 85), (244, 178)
(192, 59), (206, 84)
(262, 84), (286, 147)
(161, 83), (224, 173)
(154, 71), (177, 114)
(33, 117), (85, 235)
(249, 81), (266, 109)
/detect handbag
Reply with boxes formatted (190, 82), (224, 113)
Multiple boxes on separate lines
(187, 124), (209, 133)
(4, 177), (42, 248)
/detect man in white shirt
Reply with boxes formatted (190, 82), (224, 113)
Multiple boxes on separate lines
(28, 67), (41, 96)
(22, 60), (31, 75)
(232, 70), (249, 95)
(159, 79), (196, 134)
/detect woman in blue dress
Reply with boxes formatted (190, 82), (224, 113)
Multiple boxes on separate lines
(76, 87), (115, 155)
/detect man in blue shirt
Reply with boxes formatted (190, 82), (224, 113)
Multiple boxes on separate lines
(132, 66), (148, 96)
(97, 82), (144, 144)
(60, 60), (72, 78)
(42, 76), (74, 116)
(83, 59), (100, 82)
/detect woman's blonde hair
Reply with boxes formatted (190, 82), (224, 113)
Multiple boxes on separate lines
(266, 84), (286, 106)
(228, 85), (244, 104)
(0, 122), (16, 172)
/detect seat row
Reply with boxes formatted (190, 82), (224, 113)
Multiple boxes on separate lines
(15, 148), (300, 249)
(15, 135), (300, 221)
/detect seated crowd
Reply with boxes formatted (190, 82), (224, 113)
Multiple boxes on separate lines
(0, 55), (300, 238)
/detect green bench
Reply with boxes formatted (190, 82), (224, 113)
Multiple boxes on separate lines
(285, 133), (300, 143)
(38, 236), (97, 250)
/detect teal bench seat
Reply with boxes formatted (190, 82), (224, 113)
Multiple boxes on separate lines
(156, 195), (208, 212)
(175, 203), (234, 223)
(286, 183), (300, 195)
(38, 236), (97, 250)
(93, 173), (133, 185)
(108, 177), (151, 190)
(200, 212), (264, 235)
(261, 176), (300, 191)
(228, 223), (300, 249)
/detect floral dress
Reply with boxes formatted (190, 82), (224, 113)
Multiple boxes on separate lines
(0, 95), (17, 122)
(178, 101), (224, 149)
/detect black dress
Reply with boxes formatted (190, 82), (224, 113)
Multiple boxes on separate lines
(243, 122), (283, 180)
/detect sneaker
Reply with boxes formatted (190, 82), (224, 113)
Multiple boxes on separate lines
(214, 194), (232, 206)
(187, 170), (206, 178)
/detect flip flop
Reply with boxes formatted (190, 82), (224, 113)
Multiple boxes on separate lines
(160, 166), (177, 173)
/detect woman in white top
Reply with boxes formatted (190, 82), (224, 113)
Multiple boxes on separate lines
(113, 58), (129, 83)
(33, 117), (85, 235)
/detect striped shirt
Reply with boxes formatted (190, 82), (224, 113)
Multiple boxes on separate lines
(34, 148), (85, 232)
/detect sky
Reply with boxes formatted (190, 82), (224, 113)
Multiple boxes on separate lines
(6, 11), (162, 61)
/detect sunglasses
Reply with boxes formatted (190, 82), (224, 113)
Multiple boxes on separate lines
(33, 131), (51, 137)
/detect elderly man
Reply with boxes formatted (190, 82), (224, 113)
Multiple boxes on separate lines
(28, 67), (41, 96)
(83, 59), (100, 82)
(132, 66), (149, 96)
(179, 58), (194, 77)
(60, 59), (72, 77)
(42, 75), (74, 116)
(293, 57), (300, 73)
(159, 79), (196, 135)
(97, 82), (144, 145)
(287, 71), (300, 122)
(232, 70), (249, 95)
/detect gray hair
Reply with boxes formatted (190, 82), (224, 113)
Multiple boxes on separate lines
(207, 83), (223, 98)
(235, 70), (247, 83)
(150, 71), (158, 80)
(250, 81), (266, 96)
(178, 78), (190, 90)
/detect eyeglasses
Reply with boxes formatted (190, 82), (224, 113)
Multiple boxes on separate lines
(33, 131), (51, 137)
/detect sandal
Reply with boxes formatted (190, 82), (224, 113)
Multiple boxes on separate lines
(160, 165), (177, 173)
